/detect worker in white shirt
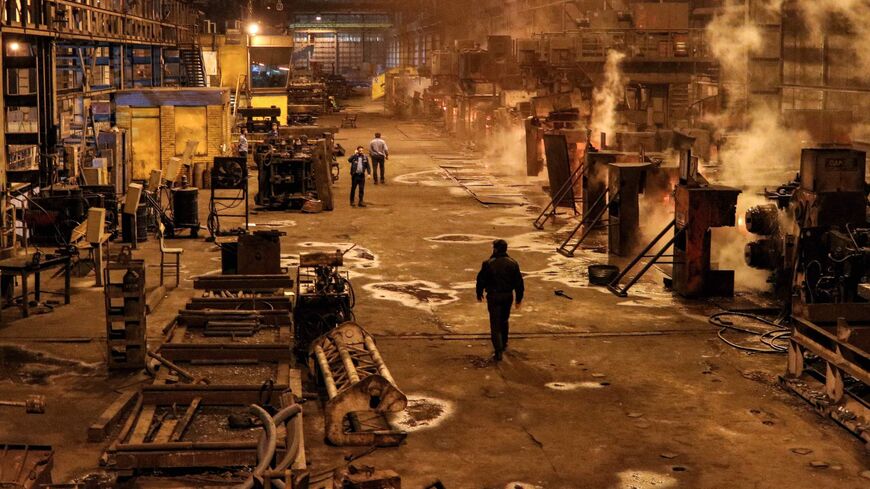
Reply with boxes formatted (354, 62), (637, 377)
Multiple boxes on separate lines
(238, 128), (249, 161)
(368, 132), (389, 184)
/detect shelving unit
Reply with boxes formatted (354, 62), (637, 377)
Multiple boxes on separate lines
(103, 253), (146, 369)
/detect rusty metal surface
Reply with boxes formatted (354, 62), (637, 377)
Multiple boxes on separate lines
(186, 297), (293, 311)
(672, 185), (740, 298)
(193, 274), (294, 292)
(310, 322), (408, 446)
(788, 317), (870, 388)
(0, 443), (54, 488)
(105, 386), (293, 470)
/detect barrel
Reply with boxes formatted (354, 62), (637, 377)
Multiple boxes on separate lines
(172, 187), (200, 227)
(122, 203), (148, 243)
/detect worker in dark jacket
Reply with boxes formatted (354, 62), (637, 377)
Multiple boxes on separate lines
(476, 239), (524, 361)
(348, 146), (371, 207)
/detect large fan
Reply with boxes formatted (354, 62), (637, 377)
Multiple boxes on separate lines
(212, 157), (247, 189)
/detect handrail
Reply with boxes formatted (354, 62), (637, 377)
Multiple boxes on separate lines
(557, 188), (617, 257)
(533, 161), (585, 230)
(608, 220), (681, 297)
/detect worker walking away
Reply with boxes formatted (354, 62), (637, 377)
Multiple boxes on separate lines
(238, 128), (249, 161)
(476, 239), (524, 361)
(348, 146), (370, 207)
(369, 132), (389, 184)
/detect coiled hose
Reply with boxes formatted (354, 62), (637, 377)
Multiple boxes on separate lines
(708, 311), (790, 353)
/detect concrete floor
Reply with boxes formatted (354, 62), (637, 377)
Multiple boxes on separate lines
(0, 97), (867, 488)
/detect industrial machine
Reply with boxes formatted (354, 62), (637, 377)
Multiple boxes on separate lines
(24, 185), (117, 246)
(237, 106), (281, 134)
(608, 144), (740, 298)
(553, 150), (677, 258)
(745, 148), (870, 310)
(287, 104), (319, 126)
(744, 147), (870, 444)
(255, 135), (334, 210)
(208, 156), (249, 237)
(294, 250), (354, 350)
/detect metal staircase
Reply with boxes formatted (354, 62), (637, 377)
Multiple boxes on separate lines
(180, 45), (207, 87)
(556, 187), (617, 257)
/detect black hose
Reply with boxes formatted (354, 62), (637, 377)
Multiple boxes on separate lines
(708, 311), (790, 354)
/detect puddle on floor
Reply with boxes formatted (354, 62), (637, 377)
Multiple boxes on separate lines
(449, 280), (477, 291)
(524, 253), (598, 289)
(486, 205), (541, 228)
(254, 219), (297, 228)
(615, 470), (678, 489)
(545, 381), (608, 391)
(363, 281), (459, 310)
(423, 231), (558, 254)
(394, 169), (453, 187)
(0, 345), (100, 385)
(425, 234), (498, 245)
(391, 395), (453, 432)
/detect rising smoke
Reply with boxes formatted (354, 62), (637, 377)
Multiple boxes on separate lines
(704, 0), (805, 187)
(797, 0), (870, 74)
(705, 0), (795, 291)
(590, 50), (626, 148)
(482, 122), (528, 176)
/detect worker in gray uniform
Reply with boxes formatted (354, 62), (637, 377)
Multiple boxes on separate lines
(369, 132), (389, 184)
(476, 239), (524, 361)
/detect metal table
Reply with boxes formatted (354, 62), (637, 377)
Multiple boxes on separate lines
(0, 253), (71, 318)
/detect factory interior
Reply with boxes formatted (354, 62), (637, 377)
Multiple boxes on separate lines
(1, 0), (870, 487)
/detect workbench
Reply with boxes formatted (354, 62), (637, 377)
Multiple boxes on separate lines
(0, 253), (71, 319)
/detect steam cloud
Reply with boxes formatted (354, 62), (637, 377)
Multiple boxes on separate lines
(590, 50), (626, 148)
(797, 0), (870, 74)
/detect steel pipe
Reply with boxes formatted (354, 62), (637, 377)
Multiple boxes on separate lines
(313, 344), (339, 398)
(363, 335), (396, 385)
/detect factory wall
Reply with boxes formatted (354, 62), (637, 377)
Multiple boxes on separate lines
(114, 89), (230, 180)
(200, 34), (250, 88)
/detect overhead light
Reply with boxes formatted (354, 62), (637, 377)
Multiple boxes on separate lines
(246, 22), (260, 36)
(8, 42), (20, 52)
(278, 67), (290, 71)
(315, 16), (322, 21)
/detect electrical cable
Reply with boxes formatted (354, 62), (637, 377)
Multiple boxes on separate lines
(708, 311), (790, 353)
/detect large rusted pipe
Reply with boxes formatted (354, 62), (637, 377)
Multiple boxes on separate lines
(363, 335), (395, 385)
(336, 342), (361, 384)
(313, 344), (338, 398)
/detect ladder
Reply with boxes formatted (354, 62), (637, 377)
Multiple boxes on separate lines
(533, 162), (585, 229)
(556, 187), (619, 257)
(607, 219), (684, 297)
(231, 74), (251, 120)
